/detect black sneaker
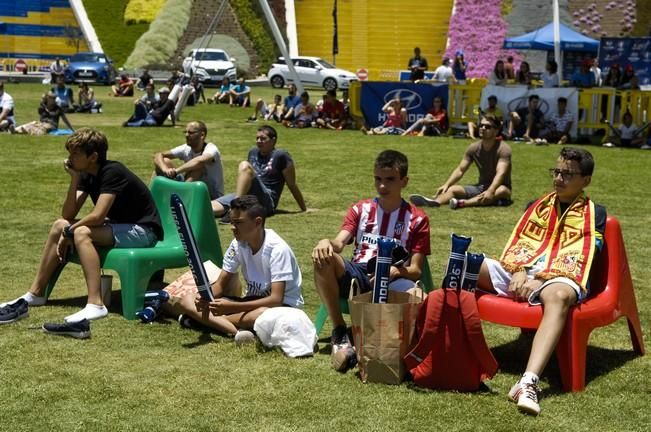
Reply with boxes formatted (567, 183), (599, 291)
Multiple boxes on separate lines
(178, 314), (203, 330)
(42, 319), (91, 339)
(0, 299), (29, 324)
(218, 211), (231, 225)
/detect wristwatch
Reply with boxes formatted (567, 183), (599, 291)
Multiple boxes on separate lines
(62, 225), (74, 239)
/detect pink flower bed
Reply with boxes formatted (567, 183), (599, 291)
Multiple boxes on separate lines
(444, 0), (522, 78)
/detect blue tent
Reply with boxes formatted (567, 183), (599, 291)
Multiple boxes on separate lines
(504, 22), (599, 52)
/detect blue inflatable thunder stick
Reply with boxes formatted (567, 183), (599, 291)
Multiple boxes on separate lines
(461, 253), (485, 292)
(372, 237), (396, 303)
(442, 234), (472, 289)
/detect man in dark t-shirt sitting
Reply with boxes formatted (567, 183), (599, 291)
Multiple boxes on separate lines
(409, 113), (513, 209)
(507, 94), (544, 142)
(2, 129), (162, 323)
(214, 125), (307, 219)
(124, 86), (175, 127)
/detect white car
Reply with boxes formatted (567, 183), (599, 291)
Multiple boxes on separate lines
(267, 56), (357, 91)
(182, 48), (237, 85)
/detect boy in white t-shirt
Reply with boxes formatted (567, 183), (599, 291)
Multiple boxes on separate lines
(603, 111), (646, 148)
(153, 120), (225, 215)
(175, 195), (303, 337)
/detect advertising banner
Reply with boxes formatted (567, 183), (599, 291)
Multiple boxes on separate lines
(360, 82), (448, 127)
(599, 37), (651, 85)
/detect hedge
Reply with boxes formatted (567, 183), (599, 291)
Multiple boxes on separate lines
(230, 0), (279, 72)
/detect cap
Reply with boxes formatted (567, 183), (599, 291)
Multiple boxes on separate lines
(158, 87), (170, 93)
(456, 50), (464, 56)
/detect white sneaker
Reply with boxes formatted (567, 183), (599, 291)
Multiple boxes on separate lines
(516, 382), (541, 416)
(641, 144), (651, 150)
(234, 330), (256, 346)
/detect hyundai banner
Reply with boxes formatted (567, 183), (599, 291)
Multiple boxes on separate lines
(360, 82), (448, 127)
(599, 37), (651, 86)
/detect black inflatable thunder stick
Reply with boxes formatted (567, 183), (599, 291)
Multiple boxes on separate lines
(170, 193), (214, 301)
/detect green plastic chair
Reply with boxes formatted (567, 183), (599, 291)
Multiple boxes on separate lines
(313, 259), (435, 336)
(44, 176), (223, 320)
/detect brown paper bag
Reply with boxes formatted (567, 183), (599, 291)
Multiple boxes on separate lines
(349, 291), (422, 385)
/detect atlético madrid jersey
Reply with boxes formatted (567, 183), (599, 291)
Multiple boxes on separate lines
(341, 198), (431, 265)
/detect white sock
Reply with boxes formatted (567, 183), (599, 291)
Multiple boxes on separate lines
(65, 304), (108, 323)
(521, 371), (539, 385)
(1, 292), (47, 308)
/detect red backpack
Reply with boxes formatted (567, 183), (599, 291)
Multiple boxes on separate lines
(404, 288), (498, 391)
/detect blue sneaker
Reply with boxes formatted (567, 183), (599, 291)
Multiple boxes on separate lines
(42, 319), (91, 339)
(0, 299), (28, 324)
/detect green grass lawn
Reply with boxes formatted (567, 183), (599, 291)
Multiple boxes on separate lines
(0, 83), (649, 431)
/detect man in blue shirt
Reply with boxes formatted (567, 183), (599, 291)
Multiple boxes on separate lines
(570, 60), (596, 88)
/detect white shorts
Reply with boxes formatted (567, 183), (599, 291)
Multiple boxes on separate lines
(484, 257), (585, 305)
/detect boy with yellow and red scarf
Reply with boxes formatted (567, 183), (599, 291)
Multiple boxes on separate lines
(477, 147), (605, 416)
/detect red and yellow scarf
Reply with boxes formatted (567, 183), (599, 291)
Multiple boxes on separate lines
(500, 192), (596, 291)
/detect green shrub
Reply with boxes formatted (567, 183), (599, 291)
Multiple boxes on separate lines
(501, 0), (513, 16)
(230, 0), (279, 72)
(82, 0), (150, 67)
(124, 0), (166, 24)
(124, 0), (192, 69)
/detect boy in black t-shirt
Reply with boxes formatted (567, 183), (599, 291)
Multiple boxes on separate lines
(2, 128), (162, 323)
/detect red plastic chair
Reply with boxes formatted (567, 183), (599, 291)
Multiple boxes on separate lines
(475, 216), (645, 392)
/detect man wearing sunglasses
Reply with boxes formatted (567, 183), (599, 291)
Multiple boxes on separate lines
(409, 113), (512, 209)
(477, 147), (606, 416)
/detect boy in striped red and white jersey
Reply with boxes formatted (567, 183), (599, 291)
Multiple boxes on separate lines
(312, 150), (430, 372)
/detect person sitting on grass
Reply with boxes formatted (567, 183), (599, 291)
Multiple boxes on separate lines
(153, 121), (225, 216)
(186, 75), (206, 106)
(168, 195), (303, 342)
(229, 77), (251, 107)
(136, 69), (153, 91)
(110, 73), (135, 97)
(50, 75), (74, 113)
(409, 113), (512, 209)
(603, 111), (647, 148)
(208, 77), (232, 104)
(1, 128), (162, 323)
(13, 92), (74, 135)
(542, 97), (573, 145)
(312, 150), (430, 372)
(248, 94), (284, 122)
(74, 82), (102, 113)
(468, 95), (503, 139)
(362, 97), (406, 135)
(138, 83), (160, 111)
(123, 87), (175, 127)
(477, 147), (606, 416)
(507, 94), (545, 142)
(402, 96), (448, 136)
(281, 83), (301, 123)
(0, 81), (16, 133)
(286, 91), (317, 128)
(315, 90), (345, 130)
(212, 125), (307, 220)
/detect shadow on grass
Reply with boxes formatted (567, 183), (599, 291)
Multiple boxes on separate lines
(490, 333), (641, 396)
